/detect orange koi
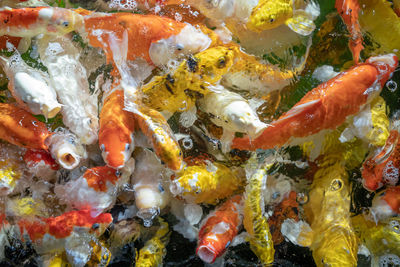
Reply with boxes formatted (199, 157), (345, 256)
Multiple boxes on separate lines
(0, 7), (83, 37)
(0, 103), (51, 150)
(362, 130), (400, 191)
(17, 209), (112, 242)
(135, 106), (183, 171)
(99, 88), (135, 169)
(83, 12), (210, 67)
(335, 0), (364, 63)
(232, 54), (398, 151)
(0, 35), (22, 50)
(24, 149), (59, 171)
(382, 186), (400, 214)
(196, 195), (242, 264)
(268, 191), (299, 245)
(370, 185), (400, 221)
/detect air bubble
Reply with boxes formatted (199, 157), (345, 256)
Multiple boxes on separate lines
(383, 161), (399, 186)
(389, 220), (400, 234)
(182, 137), (193, 150)
(386, 80), (398, 92)
(379, 254), (400, 267)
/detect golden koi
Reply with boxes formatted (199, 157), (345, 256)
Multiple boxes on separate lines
(352, 215), (400, 266)
(135, 217), (171, 267)
(170, 161), (245, 205)
(134, 106), (183, 171)
(99, 88), (135, 169)
(197, 195), (243, 264)
(336, 0), (364, 63)
(0, 7), (83, 37)
(243, 163), (275, 266)
(0, 103), (51, 150)
(233, 54), (398, 151)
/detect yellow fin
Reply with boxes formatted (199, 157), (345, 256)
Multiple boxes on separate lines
(285, 10), (315, 36)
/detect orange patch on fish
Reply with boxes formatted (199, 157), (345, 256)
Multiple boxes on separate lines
(24, 149), (59, 170)
(83, 166), (119, 192)
(382, 185), (400, 214)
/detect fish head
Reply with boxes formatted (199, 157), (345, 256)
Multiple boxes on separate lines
(248, 0), (293, 31)
(366, 54), (399, 87)
(99, 126), (134, 169)
(39, 7), (84, 35)
(149, 24), (211, 66)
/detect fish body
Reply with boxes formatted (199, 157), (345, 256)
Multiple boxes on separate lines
(99, 88), (135, 169)
(336, 0), (363, 63)
(170, 161), (245, 204)
(0, 7), (83, 37)
(23, 149), (59, 181)
(83, 12), (211, 67)
(135, 217), (171, 267)
(233, 54), (398, 151)
(134, 106), (183, 171)
(243, 165), (275, 265)
(362, 129), (400, 191)
(0, 103), (51, 150)
(370, 186), (400, 221)
(197, 195), (242, 263)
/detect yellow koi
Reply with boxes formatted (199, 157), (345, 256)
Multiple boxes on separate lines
(243, 162), (275, 266)
(135, 217), (170, 267)
(170, 161), (245, 205)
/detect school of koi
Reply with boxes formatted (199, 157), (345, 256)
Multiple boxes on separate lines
(0, 0), (399, 266)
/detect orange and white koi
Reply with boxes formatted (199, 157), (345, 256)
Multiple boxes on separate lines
(370, 186), (400, 222)
(99, 87), (135, 169)
(0, 103), (51, 150)
(37, 35), (99, 145)
(54, 159), (134, 215)
(0, 7), (83, 37)
(362, 129), (400, 191)
(196, 195), (242, 264)
(170, 161), (245, 204)
(83, 12), (211, 67)
(45, 128), (87, 170)
(336, 0), (363, 63)
(131, 149), (169, 227)
(233, 54), (398, 151)
(24, 149), (59, 181)
(134, 106), (183, 171)
(0, 52), (61, 119)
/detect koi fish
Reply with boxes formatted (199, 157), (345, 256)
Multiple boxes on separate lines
(352, 214), (400, 266)
(170, 161), (245, 204)
(336, 0), (364, 63)
(83, 12), (211, 67)
(198, 87), (267, 152)
(37, 35), (99, 145)
(135, 217), (171, 267)
(197, 195), (242, 264)
(242, 161), (275, 265)
(0, 103), (51, 150)
(233, 54), (398, 151)
(131, 149), (169, 227)
(370, 186), (400, 221)
(23, 149), (59, 181)
(46, 128), (87, 170)
(0, 7), (83, 37)
(359, 0), (400, 57)
(0, 159), (23, 197)
(0, 52), (61, 119)
(134, 106), (183, 171)
(54, 159), (135, 215)
(362, 128), (400, 191)
(99, 87), (135, 169)
(267, 191), (299, 245)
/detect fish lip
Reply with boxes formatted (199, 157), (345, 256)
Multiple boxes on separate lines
(196, 244), (217, 263)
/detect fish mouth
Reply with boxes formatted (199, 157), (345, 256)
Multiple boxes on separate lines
(197, 245), (217, 263)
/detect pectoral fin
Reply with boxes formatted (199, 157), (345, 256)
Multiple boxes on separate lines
(285, 10), (316, 36)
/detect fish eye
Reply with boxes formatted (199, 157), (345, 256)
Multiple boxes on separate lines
(91, 223), (100, 230)
(217, 57), (226, 68)
(270, 18), (275, 23)
(179, 151), (182, 156)
(176, 44), (184, 51)
(115, 170), (122, 177)
(62, 21), (69, 27)
(100, 144), (105, 152)
(125, 143), (130, 151)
